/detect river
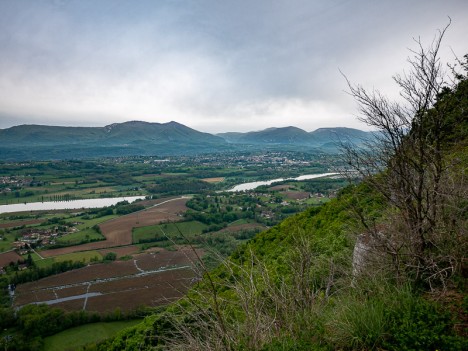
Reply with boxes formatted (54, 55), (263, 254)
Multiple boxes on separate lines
(228, 172), (339, 192)
(0, 196), (146, 214)
(0, 173), (339, 213)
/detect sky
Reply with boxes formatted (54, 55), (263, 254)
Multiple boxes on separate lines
(0, 0), (467, 133)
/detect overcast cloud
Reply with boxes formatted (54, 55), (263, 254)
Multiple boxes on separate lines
(0, 0), (467, 133)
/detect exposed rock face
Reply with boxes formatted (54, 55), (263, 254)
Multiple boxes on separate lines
(352, 232), (387, 278)
(352, 233), (372, 277)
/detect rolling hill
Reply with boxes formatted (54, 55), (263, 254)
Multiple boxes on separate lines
(0, 121), (371, 160)
(0, 121), (229, 160)
(217, 126), (372, 148)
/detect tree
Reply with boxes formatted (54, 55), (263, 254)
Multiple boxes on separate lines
(104, 252), (117, 261)
(342, 22), (467, 289)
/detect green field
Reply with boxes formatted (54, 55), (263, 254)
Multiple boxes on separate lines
(32, 251), (102, 268)
(42, 319), (143, 351)
(75, 214), (117, 229)
(304, 197), (330, 205)
(54, 251), (102, 263)
(34, 257), (55, 268)
(56, 228), (104, 245)
(132, 220), (207, 243)
(0, 232), (15, 252)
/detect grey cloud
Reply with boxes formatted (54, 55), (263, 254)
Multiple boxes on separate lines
(0, 0), (467, 133)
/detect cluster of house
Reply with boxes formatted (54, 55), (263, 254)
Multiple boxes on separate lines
(1, 176), (28, 193)
(13, 224), (80, 251)
(0, 176), (47, 194)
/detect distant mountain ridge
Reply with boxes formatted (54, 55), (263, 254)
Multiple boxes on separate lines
(217, 126), (371, 146)
(0, 121), (228, 160)
(0, 121), (371, 160)
(0, 121), (223, 146)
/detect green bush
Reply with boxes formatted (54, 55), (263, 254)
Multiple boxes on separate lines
(104, 252), (117, 261)
(327, 293), (390, 350)
(383, 296), (468, 351)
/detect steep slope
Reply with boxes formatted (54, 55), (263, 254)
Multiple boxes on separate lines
(97, 57), (468, 351)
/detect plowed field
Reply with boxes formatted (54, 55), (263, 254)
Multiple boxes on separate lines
(0, 250), (22, 267)
(14, 248), (200, 313)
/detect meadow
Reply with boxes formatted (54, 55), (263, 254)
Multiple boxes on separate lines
(42, 319), (143, 351)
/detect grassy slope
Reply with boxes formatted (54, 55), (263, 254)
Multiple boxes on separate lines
(36, 74), (468, 350)
(104, 169), (466, 350)
(99, 184), (384, 350)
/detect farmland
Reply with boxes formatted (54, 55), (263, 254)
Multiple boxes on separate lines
(39, 197), (188, 257)
(0, 152), (348, 350)
(43, 320), (143, 351)
(14, 249), (199, 313)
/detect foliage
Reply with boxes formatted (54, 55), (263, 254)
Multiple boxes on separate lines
(104, 252), (117, 261)
(115, 202), (145, 215)
(383, 295), (468, 351)
(2, 303), (148, 351)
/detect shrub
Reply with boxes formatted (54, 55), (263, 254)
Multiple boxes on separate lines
(104, 252), (117, 261)
(383, 296), (468, 351)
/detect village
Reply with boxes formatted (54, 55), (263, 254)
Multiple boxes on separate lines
(13, 223), (81, 253)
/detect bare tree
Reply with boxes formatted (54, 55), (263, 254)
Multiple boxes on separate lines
(342, 21), (467, 288)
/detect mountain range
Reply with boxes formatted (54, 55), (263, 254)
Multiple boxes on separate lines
(0, 121), (372, 160)
(217, 126), (370, 146)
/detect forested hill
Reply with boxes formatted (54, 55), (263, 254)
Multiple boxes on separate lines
(0, 121), (229, 160)
(217, 126), (371, 147)
(0, 121), (371, 160)
(94, 52), (468, 350)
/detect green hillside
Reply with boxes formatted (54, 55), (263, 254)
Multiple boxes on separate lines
(91, 51), (467, 350)
(0, 121), (229, 160)
(236, 126), (315, 144)
(217, 126), (372, 148)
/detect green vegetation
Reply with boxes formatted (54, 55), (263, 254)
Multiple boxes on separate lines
(0, 150), (342, 205)
(134, 220), (261, 261)
(42, 320), (143, 351)
(132, 221), (207, 243)
(1, 38), (465, 350)
(0, 302), (148, 351)
(53, 251), (102, 264)
(90, 35), (467, 350)
(55, 228), (104, 246)
(103, 252), (117, 261)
